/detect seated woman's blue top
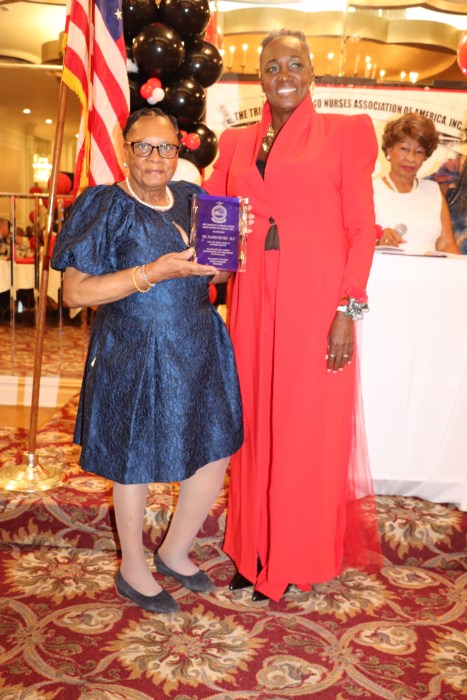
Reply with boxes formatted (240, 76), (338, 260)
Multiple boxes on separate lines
(52, 180), (243, 484)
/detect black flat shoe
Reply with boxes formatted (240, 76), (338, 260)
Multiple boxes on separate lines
(115, 569), (179, 613)
(229, 571), (254, 590)
(154, 551), (215, 593)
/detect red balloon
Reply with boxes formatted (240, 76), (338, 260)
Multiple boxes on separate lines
(147, 77), (162, 89)
(140, 82), (153, 99)
(57, 172), (73, 194)
(29, 210), (36, 223)
(48, 172), (73, 195)
(29, 185), (43, 194)
(185, 133), (201, 150)
(208, 283), (217, 304)
(457, 31), (467, 75)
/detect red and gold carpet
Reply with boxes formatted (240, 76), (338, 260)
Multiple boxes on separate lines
(0, 396), (466, 699)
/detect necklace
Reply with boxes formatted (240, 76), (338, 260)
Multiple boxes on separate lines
(385, 172), (418, 193)
(262, 123), (275, 154)
(125, 178), (174, 211)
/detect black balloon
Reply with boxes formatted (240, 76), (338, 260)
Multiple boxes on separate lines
(158, 0), (210, 41)
(179, 122), (218, 169)
(160, 79), (206, 128)
(179, 39), (223, 88)
(128, 76), (147, 112)
(133, 23), (185, 80)
(122, 0), (158, 45)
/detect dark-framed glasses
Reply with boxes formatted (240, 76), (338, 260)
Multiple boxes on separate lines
(125, 141), (180, 159)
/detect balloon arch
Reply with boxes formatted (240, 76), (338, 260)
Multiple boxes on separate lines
(123, 0), (223, 174)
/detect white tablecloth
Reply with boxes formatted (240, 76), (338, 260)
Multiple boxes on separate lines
(361, 252), (467, 511)
(0, 259), (61, 303)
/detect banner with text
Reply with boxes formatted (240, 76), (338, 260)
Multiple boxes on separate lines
(206, 82), (467, 177)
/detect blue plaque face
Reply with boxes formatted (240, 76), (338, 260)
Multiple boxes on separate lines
(190, 194), (248, 271)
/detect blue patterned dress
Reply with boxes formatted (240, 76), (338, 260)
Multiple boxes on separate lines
(51, 181), (243, 484)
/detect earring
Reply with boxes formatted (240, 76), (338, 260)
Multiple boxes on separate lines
(123, 162), (128, 167)
(387, 154), (391, 161)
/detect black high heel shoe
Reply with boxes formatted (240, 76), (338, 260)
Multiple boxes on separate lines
(229, 556), (263, 591)
(229, 571), (253, 590)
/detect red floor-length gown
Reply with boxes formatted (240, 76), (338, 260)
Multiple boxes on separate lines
(205, 95), (381, 601)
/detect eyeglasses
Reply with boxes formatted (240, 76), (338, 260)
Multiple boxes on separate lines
(125, 141), (180, 159)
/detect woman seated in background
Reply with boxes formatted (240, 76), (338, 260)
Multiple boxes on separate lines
(429, 151), (467, 254)
(374, 113), (460, 254)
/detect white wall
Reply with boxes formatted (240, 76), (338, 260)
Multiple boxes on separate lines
(0, 109), (77, 229)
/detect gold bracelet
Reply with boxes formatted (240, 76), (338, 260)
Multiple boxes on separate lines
(140, 263), (156, 288)
(131, 265), (151, 293)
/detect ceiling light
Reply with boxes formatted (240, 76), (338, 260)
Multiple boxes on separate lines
(45, 119), (53, 125)
(23, 108), (31, 115)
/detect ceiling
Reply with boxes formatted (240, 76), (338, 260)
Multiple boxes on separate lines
(0, 1), (79, 140)
(0, 0), (466, 144)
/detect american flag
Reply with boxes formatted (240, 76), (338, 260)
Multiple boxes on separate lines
(62, 0), (130, 191)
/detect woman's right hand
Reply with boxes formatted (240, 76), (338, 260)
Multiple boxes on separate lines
(377, 227), (406, 247)
(62, 250), (219, 309)
(146, 248), (219, 283)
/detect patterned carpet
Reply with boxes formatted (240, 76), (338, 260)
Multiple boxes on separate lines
(0, 395), (465, 700)
(0, 321), (89, 378)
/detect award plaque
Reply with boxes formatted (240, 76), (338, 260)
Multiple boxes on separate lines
(190, 194), (248, 272)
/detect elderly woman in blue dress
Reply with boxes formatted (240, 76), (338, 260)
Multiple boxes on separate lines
(51, 108), (243, 613)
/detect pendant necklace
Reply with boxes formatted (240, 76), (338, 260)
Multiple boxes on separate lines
(262, 123), (275, 154)
(125, 178), (174, 211)
(385, 172), (418, 193)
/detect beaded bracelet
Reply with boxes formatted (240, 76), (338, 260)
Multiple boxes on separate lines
(131, 265), (151, 293)
(140, 263), (156, 288)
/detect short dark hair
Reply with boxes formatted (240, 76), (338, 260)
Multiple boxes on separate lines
(382, 113), (439, 158)
(261, 29), (311, 62)
(122, 107), (179, 140)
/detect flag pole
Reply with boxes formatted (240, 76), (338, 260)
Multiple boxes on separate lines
(0, 80), (69, 492)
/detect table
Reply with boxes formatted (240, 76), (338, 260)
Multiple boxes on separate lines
(360, 252), (467, 511)
(0, 258), (61, 303)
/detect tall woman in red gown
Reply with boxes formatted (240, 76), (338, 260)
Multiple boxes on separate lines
(205, 30), (381, 602)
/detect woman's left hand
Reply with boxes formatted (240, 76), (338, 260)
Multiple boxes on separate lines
(326, 312), (354, 372)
